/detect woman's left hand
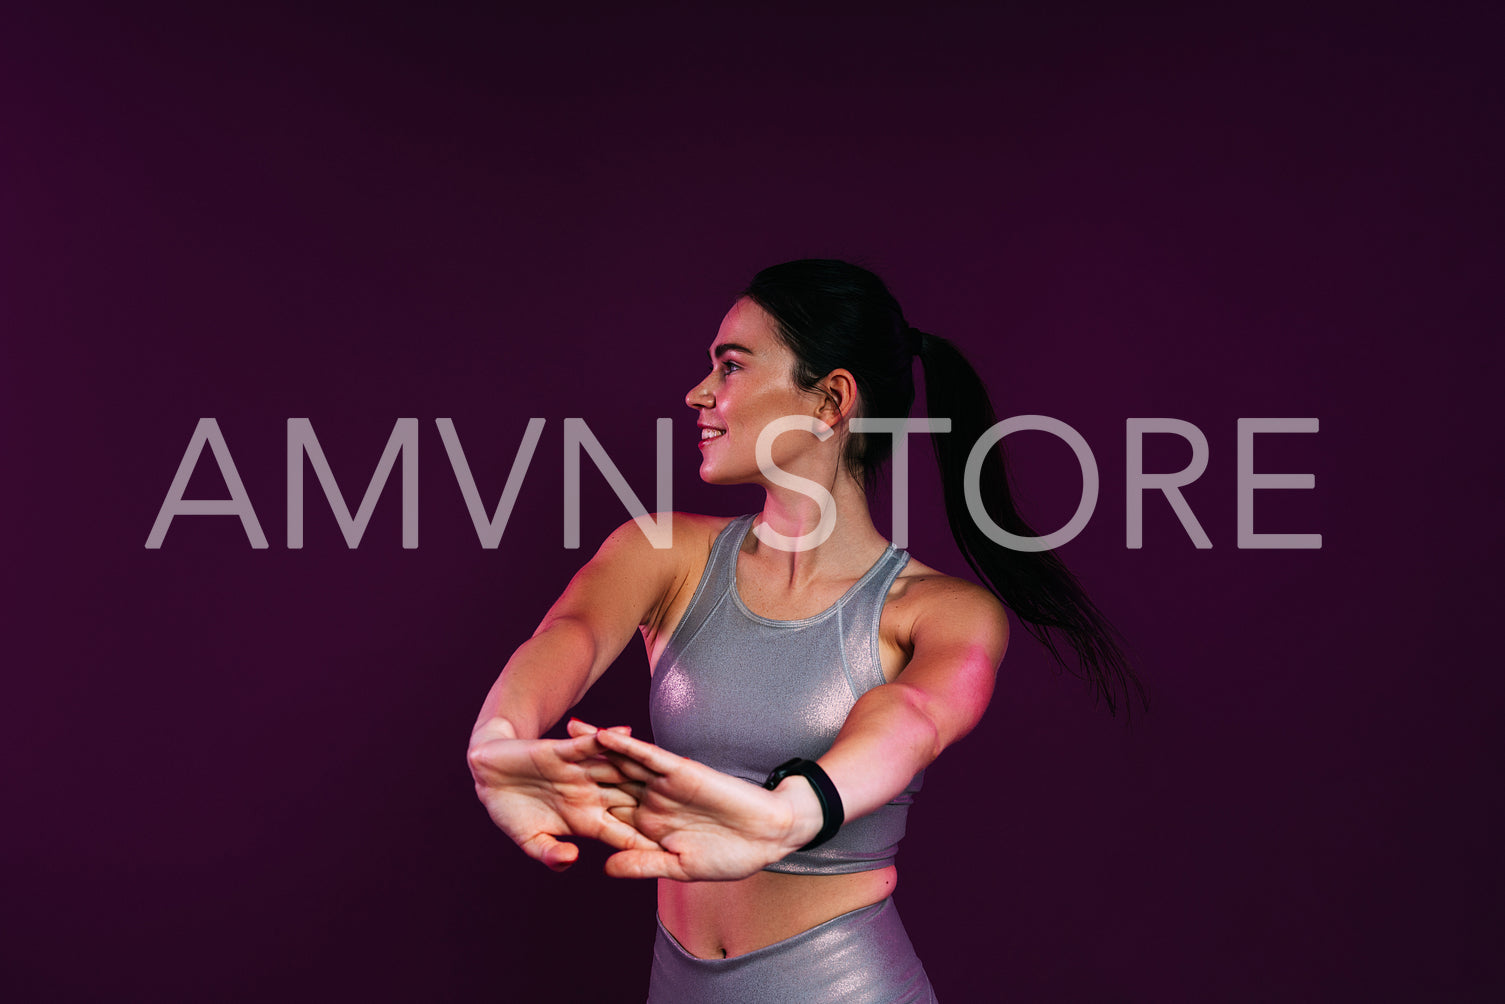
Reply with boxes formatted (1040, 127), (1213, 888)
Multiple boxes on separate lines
(577, 723), (821, 881)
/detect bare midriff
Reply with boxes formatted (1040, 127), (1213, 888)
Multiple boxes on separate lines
(657, 865), (898, 959)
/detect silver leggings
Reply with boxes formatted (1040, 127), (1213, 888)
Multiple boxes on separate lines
(648, 897), (938, 1003)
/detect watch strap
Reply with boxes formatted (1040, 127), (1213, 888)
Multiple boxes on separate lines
(763, 757), (845, 851)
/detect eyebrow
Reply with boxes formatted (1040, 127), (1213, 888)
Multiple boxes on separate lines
(711, 342), (756, 360)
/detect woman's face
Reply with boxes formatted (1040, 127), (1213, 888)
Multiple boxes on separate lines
(685, 297), (831, 486)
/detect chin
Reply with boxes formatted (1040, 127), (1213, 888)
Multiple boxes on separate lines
(697, 462), (751, 487)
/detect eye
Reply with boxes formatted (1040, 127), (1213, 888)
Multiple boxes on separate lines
(720, 359), (741, 374)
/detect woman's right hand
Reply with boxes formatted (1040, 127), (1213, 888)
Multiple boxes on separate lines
(467, 718), (660, 872)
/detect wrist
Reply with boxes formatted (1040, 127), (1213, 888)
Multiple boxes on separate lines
(770, 777), (825, 854)
(763, 758), (845, 852)
(470, 715), (521, 748)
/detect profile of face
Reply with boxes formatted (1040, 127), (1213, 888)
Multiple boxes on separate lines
(685, 297), (843, 487)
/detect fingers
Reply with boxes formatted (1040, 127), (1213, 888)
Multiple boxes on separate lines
(560, 723), (652, 783)
(516, 795), (657, 871)
(550, 731), (621, 764)
(603, 848), (690, 882)
(581, 758), (634, 785)
(602, 785), (649, 829)
(594, 728), (684, 774)
(520, 832), (579, 873)
(569, 724), (642, 787)
(594, 808), (665, 854)
(593, 783), (640, 810)
(604, 754), (662, 784)
(614, 780), (647, 803)
(566, 718), (633, 738)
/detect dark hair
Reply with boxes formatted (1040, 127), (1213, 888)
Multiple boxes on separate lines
(743, 259), (1148, 719)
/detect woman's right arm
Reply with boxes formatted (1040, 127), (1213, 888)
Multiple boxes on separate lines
(466, 514), (692, 870)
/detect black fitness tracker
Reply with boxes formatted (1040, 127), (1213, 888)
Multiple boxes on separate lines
(763, 757), (845, 850)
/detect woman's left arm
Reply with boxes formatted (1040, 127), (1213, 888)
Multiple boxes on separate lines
(593, 580), (1008, 880)
(817, 579), (1007, 821)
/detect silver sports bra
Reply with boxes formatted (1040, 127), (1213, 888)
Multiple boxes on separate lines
(648, 514), (924, 875)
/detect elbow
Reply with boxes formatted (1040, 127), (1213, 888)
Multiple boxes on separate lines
(890, 680), (994, 762)
(917, 704), (945, 764)
(886, 683), (946, 764)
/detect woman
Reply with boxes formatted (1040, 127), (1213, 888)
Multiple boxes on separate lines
(468, 260), (1145, 1002)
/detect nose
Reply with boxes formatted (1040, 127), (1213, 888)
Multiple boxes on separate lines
(685, 376), (714, 410)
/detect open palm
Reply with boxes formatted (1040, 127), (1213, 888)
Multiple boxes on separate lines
(468, 730), (658, 871)
(588, 726), (802, 882)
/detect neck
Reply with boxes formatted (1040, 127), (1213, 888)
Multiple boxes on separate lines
(752, 475), (890, 586)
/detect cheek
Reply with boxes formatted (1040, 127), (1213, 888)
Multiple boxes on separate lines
(757, 418), (830, 471)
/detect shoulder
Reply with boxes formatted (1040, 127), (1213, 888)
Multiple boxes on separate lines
(596, 511), (735, 556)
(592, 513), (741, 640)
(556, 513), (740, 632)
(889, 557), (1010, 655)
(878, 559), (1007, 738)
(588, 512), (740, 584)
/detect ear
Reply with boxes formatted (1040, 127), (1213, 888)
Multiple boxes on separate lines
(815, 369), (859, 425)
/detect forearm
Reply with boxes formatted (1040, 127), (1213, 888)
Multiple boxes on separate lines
(471, 616), (602, 742)
(591, 586), (1004, 878)
(757, 685), (943, 853)
(471, 517), (684, 746)
(809, 600), (1003, 826)
(592, 686), (950, 876)
(815, 684), (942, 821)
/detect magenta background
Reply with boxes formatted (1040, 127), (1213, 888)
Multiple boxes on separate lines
(5, 3), (1501, 1001)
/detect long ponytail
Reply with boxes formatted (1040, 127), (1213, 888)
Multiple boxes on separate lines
(914, 329), (1147, 719)
(743, 259), (1147, 718)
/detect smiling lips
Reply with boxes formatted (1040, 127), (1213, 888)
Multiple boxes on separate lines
(698, 426), (725, 447)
